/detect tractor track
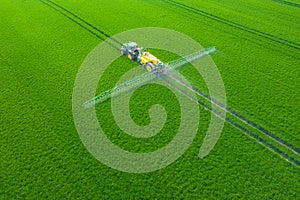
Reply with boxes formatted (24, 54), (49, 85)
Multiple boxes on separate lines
(39, 0), (122, 50)
(202, 100), (300, 167)
(271, 0), (300, 8)
(162, 0), (300, 51)
(164, 70), (300, 154)
(160, 72), (300, 166)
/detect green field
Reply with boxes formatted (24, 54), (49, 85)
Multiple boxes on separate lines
(1, 0), (300, 198)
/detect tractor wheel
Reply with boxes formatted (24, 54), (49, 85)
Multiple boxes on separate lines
(144, 63), (155, 72)
(127, 53), (133, 60)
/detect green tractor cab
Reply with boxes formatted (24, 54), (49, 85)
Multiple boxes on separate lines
(120, 42), (141, 61)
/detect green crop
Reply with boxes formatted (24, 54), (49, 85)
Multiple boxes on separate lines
(1, 0), (299, 199)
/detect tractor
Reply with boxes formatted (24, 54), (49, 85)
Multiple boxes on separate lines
(120, 42), (140, 61)
(120, 42), (163, 72)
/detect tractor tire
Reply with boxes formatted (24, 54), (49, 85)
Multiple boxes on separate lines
(121, 50), (126, 55)
(127, 53), (133, 60)
(144, 63), (155, 72)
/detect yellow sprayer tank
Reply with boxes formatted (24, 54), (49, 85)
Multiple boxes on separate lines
(140, 52), (161, 65)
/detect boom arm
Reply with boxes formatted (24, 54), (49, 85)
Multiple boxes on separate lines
(83, 70), (156, 108)
(167, 47), (217, 70)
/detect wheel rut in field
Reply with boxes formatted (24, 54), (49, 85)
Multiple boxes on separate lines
(39, 0), (122, 50)
(163, 0), (300, 50)
(271, 0), (300, 8)
(193, 87), (300, 154)
(164, 70), (300, 166)
(199, 98), (300, 166)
